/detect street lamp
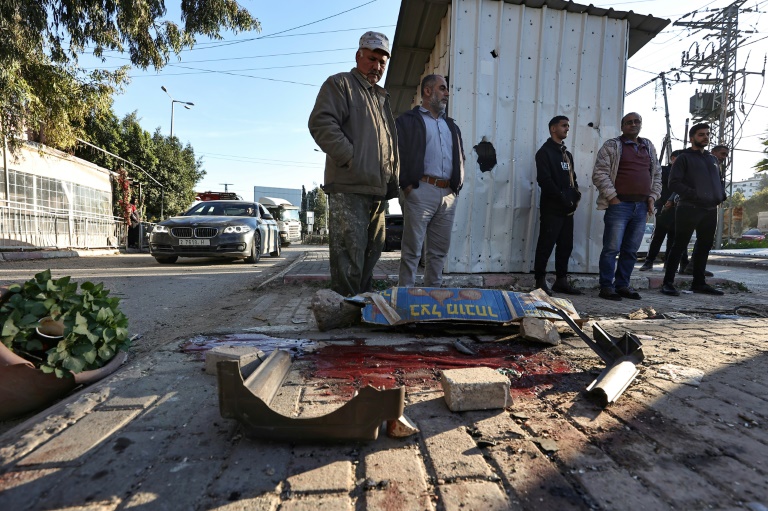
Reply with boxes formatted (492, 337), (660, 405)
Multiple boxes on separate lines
(160, 86), (194, 138)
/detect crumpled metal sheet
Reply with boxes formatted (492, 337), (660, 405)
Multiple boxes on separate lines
(217, 349), (404, 442)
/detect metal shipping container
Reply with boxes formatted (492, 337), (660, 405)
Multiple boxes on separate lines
(387, 0), (669, 274)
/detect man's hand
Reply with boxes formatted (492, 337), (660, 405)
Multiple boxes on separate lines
(646, 197), (655, 215)
(662, 200), (673, 210)
(608, 197), (621, 205)
(404, 185), (413, 197)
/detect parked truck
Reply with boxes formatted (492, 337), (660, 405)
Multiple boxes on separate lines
(258, 197), (301, 245)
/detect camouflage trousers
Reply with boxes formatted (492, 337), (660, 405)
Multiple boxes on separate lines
(328, 193), (387, 297)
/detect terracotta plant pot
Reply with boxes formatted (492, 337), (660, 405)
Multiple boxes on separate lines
(36, 316), (65, 339)
(0, 342), (129, 421)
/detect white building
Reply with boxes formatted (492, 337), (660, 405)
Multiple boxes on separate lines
(732, 175), (764, 199)
(385, 0), (668, 273)
(1, 142), (120, 249)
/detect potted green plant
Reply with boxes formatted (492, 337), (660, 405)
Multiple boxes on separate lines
(0, 270), (131, 420)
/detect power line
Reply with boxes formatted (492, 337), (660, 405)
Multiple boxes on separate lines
(197, 0), (380, 50)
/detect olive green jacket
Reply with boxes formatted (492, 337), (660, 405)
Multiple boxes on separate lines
(308, 69), (399, 196)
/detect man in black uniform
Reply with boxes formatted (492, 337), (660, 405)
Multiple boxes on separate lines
(533, 116), (582, 296)
(638, 150), (688, 271)
(661, 123), (726, 296)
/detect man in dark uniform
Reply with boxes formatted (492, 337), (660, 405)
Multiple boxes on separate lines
(661, 123), (726, 296)
(533, 116), (582, 295)
(638, 150), (689, 271)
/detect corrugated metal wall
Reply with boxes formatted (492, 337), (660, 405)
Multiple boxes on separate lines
(425, 0), (628, 274)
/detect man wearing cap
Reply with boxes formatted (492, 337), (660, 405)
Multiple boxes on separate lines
(395, 74), (465, 288)
(308, 31), (399, 297)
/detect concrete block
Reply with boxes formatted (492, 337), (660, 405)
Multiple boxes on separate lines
(440, 367), (510, 412)
(204, 345), (265, 376)
(520, 317), (561, 346)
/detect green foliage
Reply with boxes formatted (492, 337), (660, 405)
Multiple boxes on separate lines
(0, 270), (130, 378)
(1, 1), (260, 153)
(75, 112), (205, 221)
(755, 133), (768, 174)
(305, 186), (328, 232)
(721, 239), (768, 250)
(741, 188), (768, 228)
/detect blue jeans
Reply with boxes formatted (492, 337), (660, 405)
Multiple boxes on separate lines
(599, 201), (647, 290)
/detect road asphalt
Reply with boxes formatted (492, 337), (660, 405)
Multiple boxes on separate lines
(1, 247), (767, 511)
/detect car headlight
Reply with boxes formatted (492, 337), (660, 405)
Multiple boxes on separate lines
(153, 225), (169, 233)
(223, 225), (251, 234)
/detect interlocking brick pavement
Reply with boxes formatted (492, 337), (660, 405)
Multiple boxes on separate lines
(2, 248), (768, 510)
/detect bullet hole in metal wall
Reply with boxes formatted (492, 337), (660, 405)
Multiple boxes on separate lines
(474, 139), (497, 173)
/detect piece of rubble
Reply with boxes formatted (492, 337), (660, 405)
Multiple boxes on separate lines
(205, 346), (265, 377)
(520, 317), (560, 345)
(655, 364), (704, 387)
(441, 367), (511, 412)
(534, 437), (559, 453)
(386, 414), (419, 438)
(453, 339), (477, 355)
(310, 289), (362, 331)
(628, 306), (657, 320)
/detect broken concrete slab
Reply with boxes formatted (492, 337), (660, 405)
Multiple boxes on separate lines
(310, 289), (362, 332)
(440, 367), (510, 412)
(519, 317), (561, 345)
(654, 364), (705, 387)
(205, 345), (265, 377)
(386, 414), (419, 438)
(628, 307), (657, 320)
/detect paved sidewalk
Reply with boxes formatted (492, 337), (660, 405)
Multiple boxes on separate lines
(2, 248), (768, 510)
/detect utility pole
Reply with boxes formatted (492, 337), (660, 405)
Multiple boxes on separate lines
(675, 0), (765, 247)
(219, 183), (234, 192)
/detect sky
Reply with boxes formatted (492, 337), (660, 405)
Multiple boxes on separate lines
(92, 0), (768, 209)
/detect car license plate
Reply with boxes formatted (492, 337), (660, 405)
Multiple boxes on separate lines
(178, 239), (210, 246)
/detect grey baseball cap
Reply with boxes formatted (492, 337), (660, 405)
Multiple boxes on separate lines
(359, 31), (390, 56)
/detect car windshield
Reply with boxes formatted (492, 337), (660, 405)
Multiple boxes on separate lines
(184, 202), (255, 217)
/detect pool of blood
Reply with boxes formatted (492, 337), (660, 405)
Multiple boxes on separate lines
(303, 341), (575, 398)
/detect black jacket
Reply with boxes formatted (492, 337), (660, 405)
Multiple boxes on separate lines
(536, 138), (580, 216)
(395, 107), (465, 194)
(655, 165), (672, 214)
(669, 148), (726, 209)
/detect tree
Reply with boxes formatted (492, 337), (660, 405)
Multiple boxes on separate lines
(147, 129), (204, 220)
(75, 110), (204, 221)
(759, 173), (768, 191)
(742, 188), (768, 228)
(755, 130), (768, 174)
(1, 1), (260, 153)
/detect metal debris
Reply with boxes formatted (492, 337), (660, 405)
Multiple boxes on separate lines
(217, 350), (404, 441)
(539, 305), (645, 407)
(453, 339), (478, 355)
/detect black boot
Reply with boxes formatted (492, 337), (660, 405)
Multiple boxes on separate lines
(552, 277), (583, 295)
(639, 260), (654, 271)
(535, 277), (553, 296)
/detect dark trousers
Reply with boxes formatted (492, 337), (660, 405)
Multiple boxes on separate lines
(647, 208), (689, 267)
(663, 205), (717, 286)
(534, 214), (574, 279)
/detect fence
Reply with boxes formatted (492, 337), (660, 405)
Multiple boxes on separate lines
(0, 200), (126, 250)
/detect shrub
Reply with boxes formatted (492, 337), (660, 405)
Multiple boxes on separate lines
(0, 270), (130, 378)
